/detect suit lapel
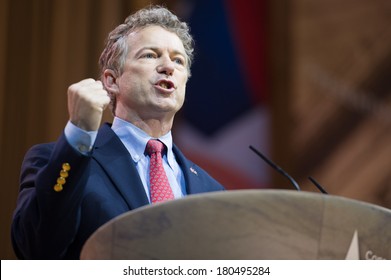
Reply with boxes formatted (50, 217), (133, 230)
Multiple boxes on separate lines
(173, 144), (210, 195)
(92, 124), (149, 209)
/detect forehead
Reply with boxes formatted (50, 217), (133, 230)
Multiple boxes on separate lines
(126, 25), (185, 54)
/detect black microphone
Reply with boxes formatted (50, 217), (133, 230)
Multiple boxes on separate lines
(249, 145), (301, 191)
(249, 145), (329, 194)
(308, 176), (328, 194)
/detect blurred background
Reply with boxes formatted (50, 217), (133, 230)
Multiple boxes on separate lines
(1, 0), (391, 259)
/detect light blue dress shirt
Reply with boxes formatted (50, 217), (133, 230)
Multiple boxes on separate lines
(64, 118), (185, 202)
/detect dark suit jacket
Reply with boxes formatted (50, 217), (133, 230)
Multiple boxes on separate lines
(11, 123), (225, 259)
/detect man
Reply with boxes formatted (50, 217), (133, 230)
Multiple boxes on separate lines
(11, 5), (225, 260)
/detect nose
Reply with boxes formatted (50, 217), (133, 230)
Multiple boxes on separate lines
(157, 55), (175, 76)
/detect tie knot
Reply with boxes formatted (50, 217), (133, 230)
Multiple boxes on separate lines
(146, 139), (164, 155)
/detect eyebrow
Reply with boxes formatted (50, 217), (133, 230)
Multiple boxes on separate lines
(135, 46), (186, 58)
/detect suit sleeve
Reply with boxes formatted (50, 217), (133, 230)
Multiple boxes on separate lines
(11, 133), (91, 259)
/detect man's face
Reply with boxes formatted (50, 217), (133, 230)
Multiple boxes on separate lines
(115, 25), (189, 121)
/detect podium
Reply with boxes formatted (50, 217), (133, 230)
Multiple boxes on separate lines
(80, 190), (391, 259)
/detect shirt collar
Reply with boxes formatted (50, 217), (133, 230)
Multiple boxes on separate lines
(111, 117), (175, 165)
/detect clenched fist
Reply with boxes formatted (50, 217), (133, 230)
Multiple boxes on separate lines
(67, 79), (111, 131)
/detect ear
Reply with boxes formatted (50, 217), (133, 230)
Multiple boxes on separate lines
(103, 69), (119, 94)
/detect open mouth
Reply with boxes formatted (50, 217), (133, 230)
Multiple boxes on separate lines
(156, 80), (175, 90)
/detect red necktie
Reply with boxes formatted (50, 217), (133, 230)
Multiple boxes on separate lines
(146, 139), (174, 203)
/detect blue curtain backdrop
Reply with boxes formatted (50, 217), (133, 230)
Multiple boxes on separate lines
(174, 0), (270, 189)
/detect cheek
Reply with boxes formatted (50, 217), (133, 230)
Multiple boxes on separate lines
(120, 66), (145, 83)
(177, 85), (186, 105)
(118, 72), (143, 92)
(177, 74), (188, 91)
(177, 80), (186, 95)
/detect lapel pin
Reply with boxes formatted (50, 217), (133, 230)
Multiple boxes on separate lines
(190, 167), (198, 175)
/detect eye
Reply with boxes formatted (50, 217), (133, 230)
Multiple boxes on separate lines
(141, 52), (157, 59)
(173, 57), (185, 66)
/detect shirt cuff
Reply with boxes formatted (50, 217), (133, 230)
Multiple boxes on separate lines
(64, 121), (98, 154)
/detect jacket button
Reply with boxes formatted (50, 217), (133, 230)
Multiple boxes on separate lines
(60, 170), (69, 178)
(57, 177), (66, 185)
(62, 163), (71, 171)
(53, 184), (63, 192)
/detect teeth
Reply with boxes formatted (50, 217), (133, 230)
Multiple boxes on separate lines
(159, 81), (171, 89)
